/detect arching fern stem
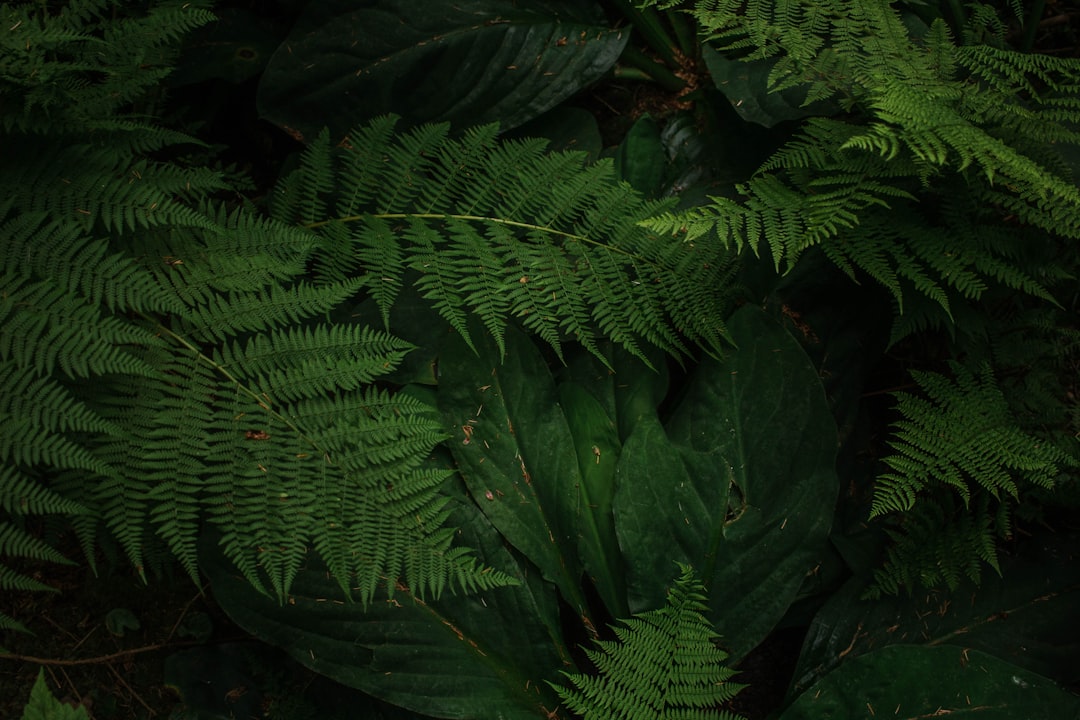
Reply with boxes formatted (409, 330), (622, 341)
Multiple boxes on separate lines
(305, 213), (641, 261)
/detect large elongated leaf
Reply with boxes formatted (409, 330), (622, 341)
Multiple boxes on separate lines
(438, 324), (624, 624)
(203, 485), (571, 720)
(258, 0), (628, 142)
(702, 46), (839, 128)
(614, 305), (839, 660)
(779, 645), (1080, 720)
(790, 529), (1080, 697)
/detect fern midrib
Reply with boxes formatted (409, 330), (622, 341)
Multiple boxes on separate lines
(149, 318), (325, 455)
(304, 213), (640, 259)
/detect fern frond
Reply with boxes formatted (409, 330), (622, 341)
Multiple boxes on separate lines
(0, 0), (217, 132)
(215, 325), (414, 405)
(179, 278), (366, 342)
(650, 0), (1080, 318)
(553, 564), (745, 720)
(867, 493), (1006, 598)
(287, 117), (737, 363)
(0, 467), (87, 516)
(0, 271), (159, 379)
(872, 363), (1067, 518)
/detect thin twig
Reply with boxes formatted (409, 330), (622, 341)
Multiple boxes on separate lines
(0, 640), (198, 666)
(70, 623), (100, 653)
(39, 614), (79, 644)
(106, 661), (155, 717)
(165, 583), (209, 643)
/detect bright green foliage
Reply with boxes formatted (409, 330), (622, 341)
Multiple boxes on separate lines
(554, 564), (745, 720)
(21, 670), (90, 720)
(642, 0), (1080, 328)
(273, 120), (735, 365)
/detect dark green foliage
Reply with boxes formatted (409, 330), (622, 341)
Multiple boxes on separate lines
(553, 565), (744, 720)
(641, 0), (1080, 598)
(869, 362), (1078, 595)
(4, 0), (1080, 717)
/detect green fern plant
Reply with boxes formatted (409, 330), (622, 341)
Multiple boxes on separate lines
(635, 0), (1080, 595)
(868, 361), (1078, 595)
(0, 0), (739, 634)
(553, 564), (745, 720)
(273, 120), (735, 365)
(641, 0), (1080, 332)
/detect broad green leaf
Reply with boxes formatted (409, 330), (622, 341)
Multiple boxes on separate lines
(790, 529), (1080, 697)
(557, 340), (669, 444)
(615, 305), (839, 660)
(169, 8), (280, 86)
(438, 324), (596, 622)
(614, 114), (666, 198)
(21, 670), (90, 720)
(779, 645), (1080, 720)
(509, 106), (604, 163)
(702, 46), (839, 128)
(203, 487), (570, 720)
(558, 381), (626, 617)
(257, 0), (628, 142)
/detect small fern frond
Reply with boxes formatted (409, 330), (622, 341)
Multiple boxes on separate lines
(553, 564), (745, 720)
(872, 363), (1068, 518)
(215, 325), (414, 405)
(867, 493), (1007, 598)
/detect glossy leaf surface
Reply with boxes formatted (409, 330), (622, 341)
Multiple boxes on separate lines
(437, 324), (614, 623)
(614, 305), (839, 660)
(258, 0), (627, 141)
(203, 490), (569, 719)
(780, 645), (1080, 720)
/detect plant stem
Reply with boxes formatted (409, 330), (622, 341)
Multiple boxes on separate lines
(619, 44), (688, 93)
(1020, 0), (1046, 53)
(666, 7), (697, 57)
(609, 0), (680, 67)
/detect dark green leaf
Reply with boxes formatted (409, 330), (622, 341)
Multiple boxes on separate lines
(202, 489), (570, 719)
(614, 114), (666, 198)
(779, 645), (1080, 720)
(257, 0), (628, 141)
(614, 306), (839, 660)
(170, 8), (281, 86)
(702, 46), (839, 128)
(104, 608), (140, 637)
(790, 529), (1080, 696)
(437, 324), (596, 621)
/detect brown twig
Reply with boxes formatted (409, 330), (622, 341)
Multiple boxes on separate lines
(0, 640), (198, 666)
(106, 661), (155, 717)
(165, 583), (209, 643)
